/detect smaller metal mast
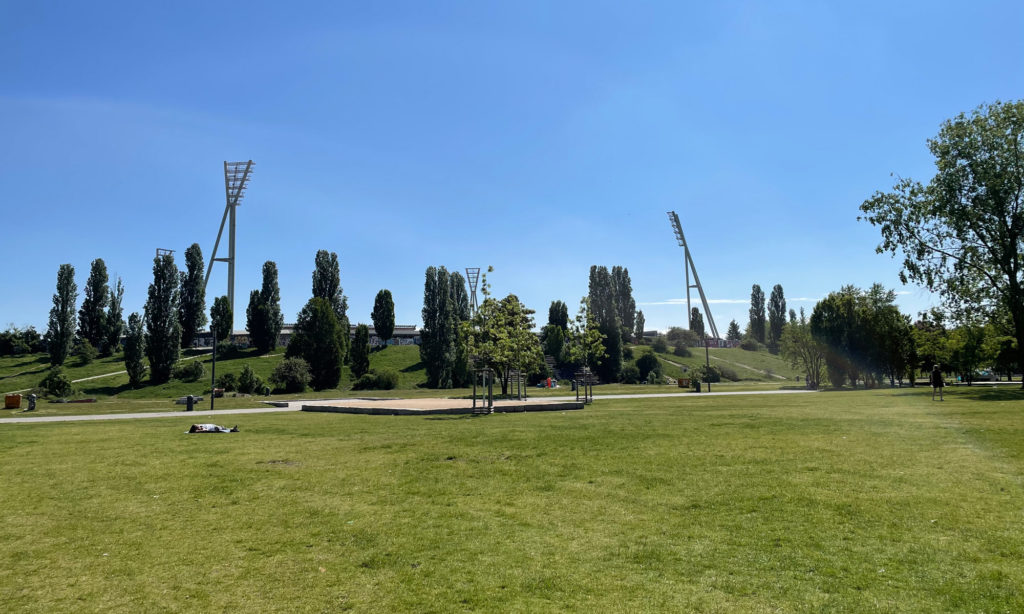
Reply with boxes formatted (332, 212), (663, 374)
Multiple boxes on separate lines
(205, 160), (254, 324)
(667, 211), (719, 340)
(465, 268), (481, 315)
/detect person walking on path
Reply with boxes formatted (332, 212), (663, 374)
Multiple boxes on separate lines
(930, 365), (945, 401)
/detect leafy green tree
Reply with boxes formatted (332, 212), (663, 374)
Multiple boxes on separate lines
(989, 335), (1018, 381)
(450, 273), (470, 322)
(77, 340), (98, 366)
(635, 352), (661, 380)
(726, 319), (742, 341)
(860, 100), (1024, 388)
(372, 289), (396, 345)
(780, 319), (826, 389)
(465, 292), (544, 395)
(77, 258), (108, 349)
(612, 266), (636, 344)
(549, 300), (569, 331)
(449, 273), (472, 387)
(588, 266), (622, 383)
(177, 243), (207, 349)
(286, 297), (342, 390)
(270, 357), (311, 393)
(565, 297), (607, 373)
(312, 250), (350, 362)
(666, 326), (700, 347)
(690, 307), (705, 339)
(46, 263), (77, 366)
(767, 284), (786, 354)
(351, 323), (371, 378)
(749, 284), (766, 344)
(420, 266), (459, 388)
(123, 312), (146, 387)
(210, 296), (232, 342)
(651, 335), (668, 354)
(947, 321), (988, 385)
(246, 261), (284, 353)
(542, 324), (566, 362)
(104, 277), (124, 355)
(789, 309), (798, 325)
(144, 253), (181, 383)
(634, 310), (645, 343)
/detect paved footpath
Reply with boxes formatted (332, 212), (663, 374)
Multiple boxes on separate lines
(0, 389), (816, 425)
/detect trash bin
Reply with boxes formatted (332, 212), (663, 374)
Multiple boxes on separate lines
(4, 394), (21, 409)
(694, 381), (701, 393)
(186, 395), (194, 411)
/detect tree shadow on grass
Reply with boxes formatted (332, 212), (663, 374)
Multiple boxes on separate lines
(401, 362), (425, 373)
(80, 382), (136, 397)
(962, 387), (1024, 402)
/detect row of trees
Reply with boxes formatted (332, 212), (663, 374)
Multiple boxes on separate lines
(44, 260), (126, 366)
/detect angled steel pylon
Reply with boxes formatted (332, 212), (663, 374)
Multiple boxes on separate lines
(205, 160), (254, 325)
(667, 211), (719, 340)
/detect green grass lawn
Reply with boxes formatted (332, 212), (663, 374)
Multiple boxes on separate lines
(2, 386), (1022, 612)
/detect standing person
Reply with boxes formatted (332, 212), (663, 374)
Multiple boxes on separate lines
(930, 365), (945, 401)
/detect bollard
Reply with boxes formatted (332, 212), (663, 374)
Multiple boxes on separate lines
(186, 395), (194, 411)
(694, 381), (701, 393)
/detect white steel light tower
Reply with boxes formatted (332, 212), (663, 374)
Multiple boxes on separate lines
(667, 211), (719, 340)
(465, 267), (481, 315)
(204, 160), (254, 323)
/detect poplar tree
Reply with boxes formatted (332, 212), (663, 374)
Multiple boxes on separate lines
(612, 266), (636, 344)
(286, 297), (342, 390)
(351, 323), (371, 378)
(104, 277), (125, 354)
(749, 284), (767, 344)
(312, 250), (350, 362)
(690, 307), (705, 339)
(247, 261), (283, 352)
(372, 289), (396, 345)
(634, 310), (645, 342)
(77, 258), (109, 349)
(420, 266), (458, 388)
(178, 243), (207, 349)
(144, 253), (181, 383)
(46, 263), (77, 366)
(548, 300), (569, 331)
(123, 312), (146, 387)
(767, 284), (787, 354)
(450, 272), (472, 387)
(588, 265), (622, 383)
(210, 296), (232, 342)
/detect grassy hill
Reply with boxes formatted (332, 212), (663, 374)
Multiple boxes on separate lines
(627, 344), (800, 383)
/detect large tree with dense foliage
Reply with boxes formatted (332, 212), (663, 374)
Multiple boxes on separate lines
(286, 297), (342, 390)
(77, 258), (108, 349)
(690, 307), (705, 339)
(372, 289), (396, 345)
(104, 277), (125, 355)
(178, 244), (207, 349)
(465, 292), (543, 396)
(46, 263), (77, 366)
(247, 261), (284, 353)
(780, 318), (825, 389)
(634, 310), (645, 342)
(748, 284), (766, 344)
(312, 250), (350, 362)
(588, 266), (622, 383)
(420, 266), (459, 388)
(548, 300), (569, 331)
(449, 272), (472, 387)
(767, 284), (787, 354)
(144, 253), (181, 383)
(726, 319), (742, 342)
(859, 100), (1024, 388)
(612, 266), (636, 344)
(123, 312), (146, 387)
(210, 295), (232, 342)
(565, 298), (607, 375)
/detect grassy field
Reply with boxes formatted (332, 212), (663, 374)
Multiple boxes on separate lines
(2, 386), (1022, 612)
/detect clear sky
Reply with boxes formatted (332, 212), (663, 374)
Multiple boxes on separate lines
(2, 1), (1022, 334)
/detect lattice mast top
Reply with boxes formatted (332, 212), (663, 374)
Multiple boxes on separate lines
(465, 267), (481, 315)
(205, 160), (254, 326)
(667, 211), (719, 340)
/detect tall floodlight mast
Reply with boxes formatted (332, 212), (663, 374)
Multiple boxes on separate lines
(204, 160), (254, 324)
(465, 268), (481, 315)
(667, 211), (719, 340)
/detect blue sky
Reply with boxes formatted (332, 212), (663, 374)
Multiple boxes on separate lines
(2, 1), (1022, 333)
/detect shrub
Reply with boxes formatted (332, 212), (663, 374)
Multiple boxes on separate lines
(651, 336), (668, 354)
(646, 370), (659, 385)
(77, 340), (98, 366)
(666, 327), (701, 347)
(271, 358), (311, 393)
(619, 364), (641, 384)
(718, 366), (740, 382)
(173, 360), (205, 382)
(740, 338), (764, 351)
(237, 364), (263, 394)
(622, 346), (634, 361)
(673, 344), (692, 357)
(636, 352), (661, 380)
(351, 367), (399, 391)
(216, 341), (240, 358)
(693, 364), (722, 383)
(217, 372), (238, 392)
(40, 368), (75, 398)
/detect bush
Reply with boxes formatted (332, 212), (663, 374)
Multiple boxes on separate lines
(217, 372), (238, 392)
(622, 346), (634, 361)
(351, 367), (399, 391)
(77, 340), (98, 366)
(173, 360), (205, 382)
(619, 364), (641, 384)
(216, 341), (240, 358)
(646, 370), (659, 385)
(666, 327), (701, 347)
(40, 368), (75, 398)
(740, 338), (764, 351)
(651, 337), (668, 354)
(718, 366), (740, 382)
(270, 357), (311, 393)
(237, 364), (264, 394)
(636, 352), (661, 380)
(673, 344), (692, 357)
(693, 364), (722, 383)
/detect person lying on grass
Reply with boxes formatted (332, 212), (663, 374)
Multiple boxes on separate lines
(187, 424), (239, 433)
